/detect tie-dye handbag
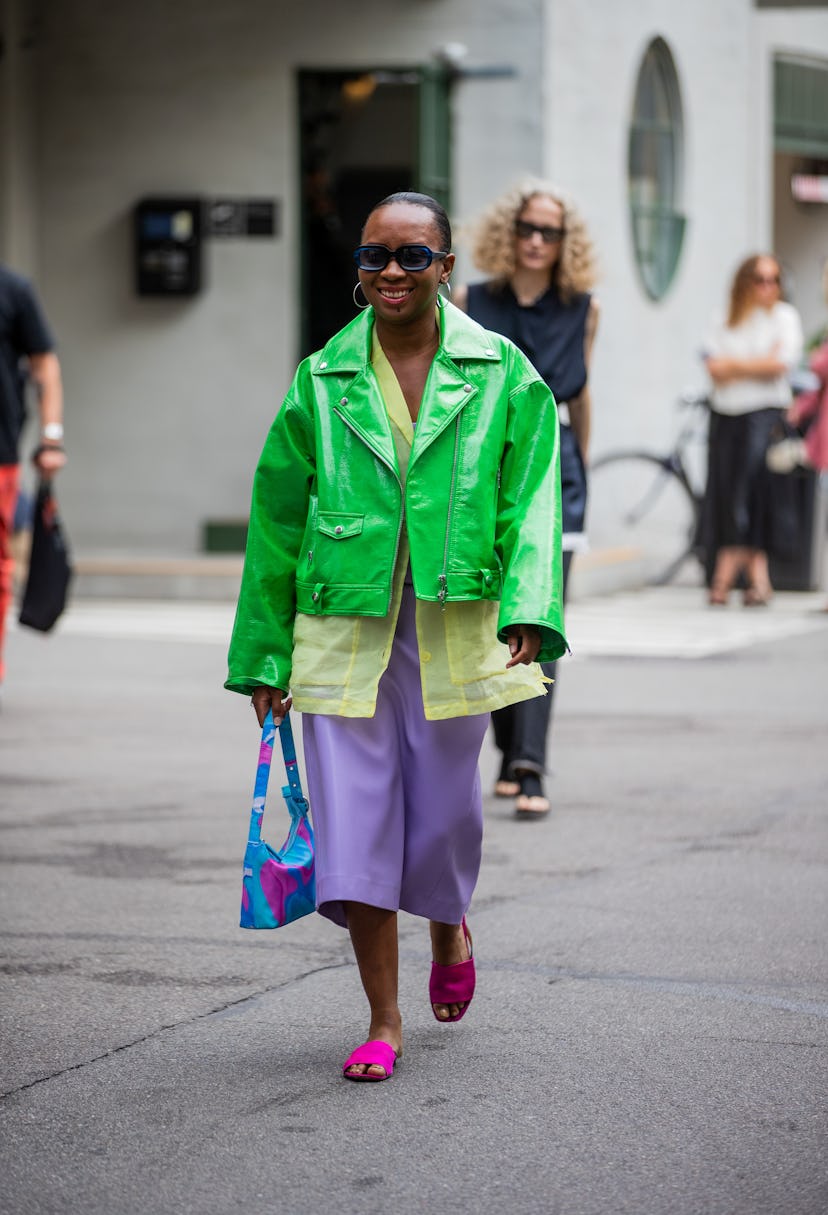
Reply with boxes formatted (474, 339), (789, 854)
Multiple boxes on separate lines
(240, 711), (316, 929)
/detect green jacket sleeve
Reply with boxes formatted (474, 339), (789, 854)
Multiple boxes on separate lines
(225, 382), (315, 697)
(495, 350), (567, 663)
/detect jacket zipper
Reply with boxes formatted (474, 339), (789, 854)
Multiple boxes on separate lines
(386, 507), (405, 615)
(438, 415), (462, 606)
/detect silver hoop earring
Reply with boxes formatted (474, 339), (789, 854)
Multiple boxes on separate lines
(353, 282), (370, 310)
(439, 278), (452, 298)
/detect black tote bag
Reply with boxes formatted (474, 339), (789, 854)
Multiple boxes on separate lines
(18, 479), (73, 632)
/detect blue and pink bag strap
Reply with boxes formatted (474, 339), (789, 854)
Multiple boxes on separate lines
(248, 711), (310, 848)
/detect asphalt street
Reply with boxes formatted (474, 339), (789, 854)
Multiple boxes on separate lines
(1, 587), (827, 1215)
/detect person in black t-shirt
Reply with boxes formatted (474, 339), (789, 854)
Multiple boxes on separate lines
(0, 264), (65, 686)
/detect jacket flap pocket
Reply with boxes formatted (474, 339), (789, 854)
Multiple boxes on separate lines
(317, 512), (364, 539)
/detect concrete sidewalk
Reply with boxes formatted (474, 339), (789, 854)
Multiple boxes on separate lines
(1, 588), (827, 1214)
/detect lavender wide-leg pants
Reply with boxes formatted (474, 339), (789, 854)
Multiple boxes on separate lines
(302, 584), (490, 928)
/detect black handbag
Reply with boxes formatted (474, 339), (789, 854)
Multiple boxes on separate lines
(18, 479), (73, 631)
(763, 420), (806, 562)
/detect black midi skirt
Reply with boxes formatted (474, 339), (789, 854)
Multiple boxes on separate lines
(700, 406), (791, 555)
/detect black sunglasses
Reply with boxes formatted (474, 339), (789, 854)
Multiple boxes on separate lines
(515, 220), (565, 244)
(353, 244), (449, 272)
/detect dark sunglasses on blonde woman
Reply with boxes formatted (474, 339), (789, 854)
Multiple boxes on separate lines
(514, 220), (565, 244)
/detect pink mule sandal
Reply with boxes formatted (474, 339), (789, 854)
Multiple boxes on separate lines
(342, 1039), (398, 1082)
(429, 917), (475, 1023)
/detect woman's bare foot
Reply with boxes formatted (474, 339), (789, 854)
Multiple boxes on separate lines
(709, 546), (747, 606)
(745, 549), (773, 606)
(430, 920), (473, 1020)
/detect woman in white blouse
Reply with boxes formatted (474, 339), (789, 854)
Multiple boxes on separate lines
(702, 254), (804, 605)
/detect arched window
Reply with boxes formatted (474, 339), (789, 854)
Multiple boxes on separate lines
(628, 37), (686, 300)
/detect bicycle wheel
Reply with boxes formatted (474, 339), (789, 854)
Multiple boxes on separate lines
(587, 452), (701, 586)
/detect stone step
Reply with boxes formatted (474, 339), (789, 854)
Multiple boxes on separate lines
(71, 554), (244, 601)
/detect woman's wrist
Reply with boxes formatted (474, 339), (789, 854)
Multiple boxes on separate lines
(32, 442), (66, 463)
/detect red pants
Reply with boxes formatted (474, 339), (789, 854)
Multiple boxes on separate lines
(0, 464), (21, 683)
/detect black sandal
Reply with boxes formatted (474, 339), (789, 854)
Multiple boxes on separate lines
(514, 771), (550, 818)
(494, 757), (520, 798)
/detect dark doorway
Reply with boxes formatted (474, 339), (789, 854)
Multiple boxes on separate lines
(298, 68), (451, 357)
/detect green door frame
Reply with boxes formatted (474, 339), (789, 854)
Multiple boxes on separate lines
(418, 63), (453, 213)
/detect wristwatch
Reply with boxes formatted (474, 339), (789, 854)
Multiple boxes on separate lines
(42, 422), (64, 442)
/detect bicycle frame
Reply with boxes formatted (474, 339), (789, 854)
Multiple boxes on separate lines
(588, 394), (711, 586)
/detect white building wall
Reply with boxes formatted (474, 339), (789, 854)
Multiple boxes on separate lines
(36, 2), (291, 551)
(540, 0), (756, 457)
(32, 0), (546, 553)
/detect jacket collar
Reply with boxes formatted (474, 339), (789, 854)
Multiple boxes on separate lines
(312, 298), (501, 376)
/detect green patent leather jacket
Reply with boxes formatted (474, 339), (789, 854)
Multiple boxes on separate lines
(226, 299), (566, 696)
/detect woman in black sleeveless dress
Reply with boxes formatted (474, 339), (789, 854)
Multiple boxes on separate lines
(455, 181), (599, 817)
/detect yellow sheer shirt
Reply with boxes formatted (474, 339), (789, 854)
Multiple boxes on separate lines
(289, 331), (548, 720)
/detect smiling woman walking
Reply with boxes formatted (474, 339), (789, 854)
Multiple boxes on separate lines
(226, 192), (566, 1082)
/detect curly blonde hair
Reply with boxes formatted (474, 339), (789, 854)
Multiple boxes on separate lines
(463, 178), (598, 302)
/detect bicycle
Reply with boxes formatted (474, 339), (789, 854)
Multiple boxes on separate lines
(587, 391), (711, 586)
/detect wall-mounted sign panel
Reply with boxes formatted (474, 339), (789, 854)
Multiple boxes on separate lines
(208, 198), (279, 237)
(134, 197), (203, 296)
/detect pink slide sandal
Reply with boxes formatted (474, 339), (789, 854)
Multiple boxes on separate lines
(342, 1039), (398, 1082)
(429, 917), (475, 1022)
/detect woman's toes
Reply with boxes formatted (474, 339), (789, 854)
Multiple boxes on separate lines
(347, 1061), (389, 1078)
(433, 1001), (465, 1020)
